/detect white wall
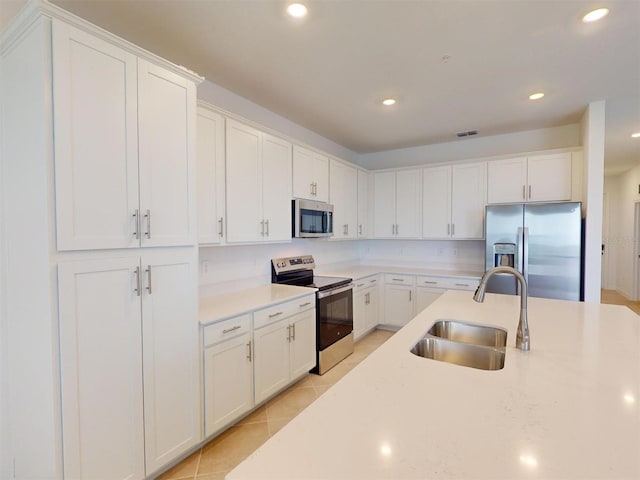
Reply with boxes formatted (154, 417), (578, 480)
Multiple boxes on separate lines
(359, 124), (581, 169)
(609, 165), (640, 299)
(581, 101), (606, 303)
(198, 80), (359, 164)
(199, 239), (361, 296)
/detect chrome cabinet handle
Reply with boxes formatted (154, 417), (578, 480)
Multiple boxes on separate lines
(265, 219), (270, 237)
(287, 324), (292, 342)
(145, 265), (152, 294)
(299, 301), (311, 307)
(133, 209), (140, 239)
(246, 341), (252, 361)
(455, 283), (469, 287)
(218, 217), (224, 237)
(359, 224), (363, 235)
(447, 223), (450, 236)
(409, 290), (412, 302)
(451, 223), (455, 236)
(268, 311), (283, 318)
(370, 279), (377, 284)
(222, 325), (242, 334)
(528, 185), (532, 199)
(396, 224), (399, 235)
(291, 323), (296, 341)
(522, 185), (526, 200)
(260, 220), (265, 236)
(357, 283), (365, 287)
(392, 278), (405, 282)
(423, 281), (437, 285)
(144, 209), (151, 239)
(134, 266), (141, 296)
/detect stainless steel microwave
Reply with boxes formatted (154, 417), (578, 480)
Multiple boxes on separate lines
(292, 199), (334, 238)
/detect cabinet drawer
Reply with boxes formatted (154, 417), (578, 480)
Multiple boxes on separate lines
(203, 314), (251, 347)
(441, 277), (480, 291)
(254, 295), (315, 330)
(416, 276), (448, 288)
(354, 275), (379, 292)
(384, 274), (415, 286)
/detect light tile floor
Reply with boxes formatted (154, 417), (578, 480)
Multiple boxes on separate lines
(601, 289), (640, 315)
(155, 329), (395, 480)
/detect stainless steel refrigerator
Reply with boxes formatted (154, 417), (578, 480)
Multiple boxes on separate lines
(484, 202), (583, 301)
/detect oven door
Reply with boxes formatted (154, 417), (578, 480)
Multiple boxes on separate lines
(316, 284), (353, 350)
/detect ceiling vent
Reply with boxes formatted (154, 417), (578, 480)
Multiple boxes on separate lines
(456, 130), (478, 138)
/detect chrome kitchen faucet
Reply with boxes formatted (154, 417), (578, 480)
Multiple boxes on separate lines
(473, 266), (530, 351)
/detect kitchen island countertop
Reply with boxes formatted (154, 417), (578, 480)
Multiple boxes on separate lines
(227, 290), (640, 479)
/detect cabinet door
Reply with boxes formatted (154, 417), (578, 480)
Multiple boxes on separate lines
(487, 157), (527, 204)
(140, 250), (200, 473)
(226, 120), (262, 242)
(196, 106), (226, 244)
(58, 258), (144, 480)
(52, 21), (140, 251)
(352, 287), (368, 340)
(373, 172), (397, 238)
(395, 169), (422, 238)
(261, 133), (292, 242)
(330, 161), (357, 239)
(383, 285), (414, 327)
(365, 286), (379, 332)
(416, 287), (444, 314)
(527, 153), (572, 202)
(253, 320), (290, 404)
(138, 59), (197, 247)
(422, 166), (451, 239)
(451, 162), (486, 239)
(312, 154), (330, 203)
(357, 170), (369, 238)
(289, 309), (317, 379)
(204, 332), (253, 437)
(292, 145), (317, 200)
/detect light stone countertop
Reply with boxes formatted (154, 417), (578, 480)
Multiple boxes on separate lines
(199, 284), (316, 325)
(317, 264), (482, 281)
(227, 290), (640, 479)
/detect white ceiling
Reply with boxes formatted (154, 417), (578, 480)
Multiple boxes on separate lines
(2, 0), (639, 175)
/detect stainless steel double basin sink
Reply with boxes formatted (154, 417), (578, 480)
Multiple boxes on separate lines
(410, 319), (507, 371)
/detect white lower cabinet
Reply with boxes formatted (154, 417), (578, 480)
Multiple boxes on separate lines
(383, 274), (416, 328)
(203, 314), (253, 437)
(415, 275), (480, 314)
(353, 276), (379, 340)
(254, 307), (316, 404)
(58, 249), (200, 479)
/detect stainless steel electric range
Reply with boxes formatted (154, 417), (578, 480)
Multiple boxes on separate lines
(271, 255), (354, 375)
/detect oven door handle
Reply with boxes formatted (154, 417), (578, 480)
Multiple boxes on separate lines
(317, 283), (354, 299)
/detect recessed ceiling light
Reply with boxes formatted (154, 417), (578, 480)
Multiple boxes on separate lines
(582, 7), (609, 23)
(529, 92), (545, 100)
(287, 3), (308, 18)
(382, 98), (396, 106)
(631, 132), (640, 138)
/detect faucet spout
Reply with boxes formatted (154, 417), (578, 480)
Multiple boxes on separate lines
(473, 266), (530, 351)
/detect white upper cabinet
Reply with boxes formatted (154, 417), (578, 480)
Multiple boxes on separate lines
(450, 162), (486, 239)
(292, 145), (329, 202)
(374, 170), (422, 239)
(226, 119), (292, 243)
(357, 170), (370, 238)
(423, 162), (486, 240)
(329, 160), (358, 239)
(52, 21), (197, 251)
(52, 21), (140, 251)
(196, 105), (226, 245)
(422, 166), (451, 239)
(487, 152), (572, 204)
(137, 59), (197, 247)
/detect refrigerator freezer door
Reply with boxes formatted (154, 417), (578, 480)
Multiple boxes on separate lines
(485, 204), (524, 294)
(524, 202), (582, 300)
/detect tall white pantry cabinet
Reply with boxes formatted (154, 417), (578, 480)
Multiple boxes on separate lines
(0, 3), (202, 479)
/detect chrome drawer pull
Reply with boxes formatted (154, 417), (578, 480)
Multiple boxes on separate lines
(134, 266), (141, 296)
(246, 341), (252, 361)
(268, 311), (283, 318)
(423, 281), (437, 285)
(392, 278), (405, 282)
(455, 283), (469, 287)
(132, 210), (140, 239)
(144, 209), (151, 239)
(299, 302), (311, 307)
(222, 325), (242, 334)
(145, 265), (152, 294)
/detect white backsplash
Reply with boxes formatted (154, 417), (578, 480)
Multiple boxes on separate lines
(199, 238), (485, 296)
